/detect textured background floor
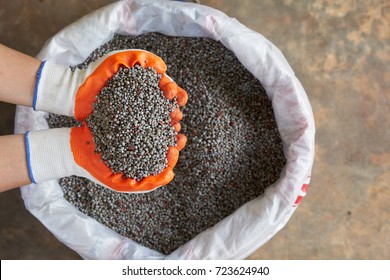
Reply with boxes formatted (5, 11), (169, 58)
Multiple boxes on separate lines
(0, 0), (389, 259)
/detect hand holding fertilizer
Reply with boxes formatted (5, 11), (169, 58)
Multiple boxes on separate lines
(27, 50), (188, 192)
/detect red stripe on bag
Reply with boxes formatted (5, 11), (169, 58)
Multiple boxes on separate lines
(293, 176), (311, 207)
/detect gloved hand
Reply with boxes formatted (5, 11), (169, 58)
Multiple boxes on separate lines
(26, 50), (188, 192)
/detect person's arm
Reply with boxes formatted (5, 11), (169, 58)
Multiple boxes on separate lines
(0, 135), (31, 192)
(0, 45), (40, 192)
(0, 44), (41, 106)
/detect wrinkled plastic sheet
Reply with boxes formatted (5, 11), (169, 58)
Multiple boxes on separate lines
(14, 0), (315, 260)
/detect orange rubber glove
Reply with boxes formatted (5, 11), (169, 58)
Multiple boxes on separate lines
(27, 50), (187, 192)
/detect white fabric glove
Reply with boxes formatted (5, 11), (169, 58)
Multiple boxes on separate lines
(28, 52), (123, 186)
(33, 50), (148, 117)
(25, 127), (159, 193)
(25, 128), (94, 185)
(33, 59), (98, 116)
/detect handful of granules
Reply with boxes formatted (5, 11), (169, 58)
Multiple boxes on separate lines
(47, 33), (287, 255)
(86, 65), (177, 180)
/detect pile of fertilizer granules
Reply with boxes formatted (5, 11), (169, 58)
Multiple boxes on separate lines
(86, 65), (177, 180)
(47, 33), (287, 255)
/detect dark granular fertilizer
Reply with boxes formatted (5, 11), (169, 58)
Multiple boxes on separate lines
(47, 33), (287, 255)
(86, 65), (177, 180)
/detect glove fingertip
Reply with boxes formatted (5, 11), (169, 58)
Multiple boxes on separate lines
(177, 87), (188, 106)
(176, 134), (187, 151)
(161, 82), (178, 100)
(170, 107), (183, 121)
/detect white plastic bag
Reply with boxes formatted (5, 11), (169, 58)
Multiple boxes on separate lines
(14, 0), (315, 259)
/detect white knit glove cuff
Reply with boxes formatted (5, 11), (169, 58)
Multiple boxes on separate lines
(33, 51), (139, 117)
(25, 128), (84, 183)
(33, 61), (83, 116)
(25, 128), (110, 187)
